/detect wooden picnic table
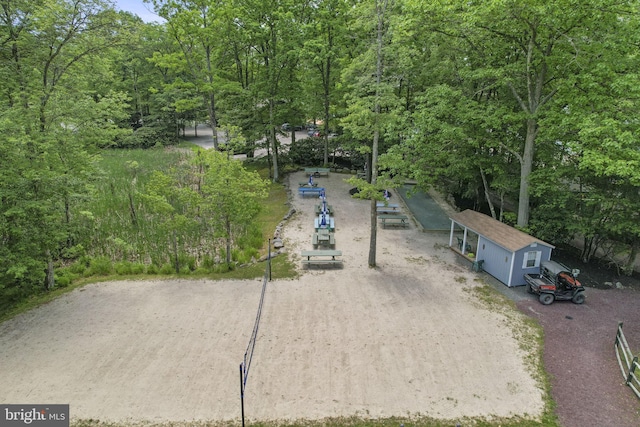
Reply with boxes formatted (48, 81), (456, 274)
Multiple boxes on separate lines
(301, 249), (342, 267)
(376, 207), (401, 215)
(304, 167), (330, 176)
(312, 228), (335, 248)
(376, 202), (399, 209)
(378, 214), (409, 228)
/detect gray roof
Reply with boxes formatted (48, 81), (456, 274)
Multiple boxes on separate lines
(450, 209), (554, 252)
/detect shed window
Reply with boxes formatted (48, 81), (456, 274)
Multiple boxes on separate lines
(523, 251), (541, 268)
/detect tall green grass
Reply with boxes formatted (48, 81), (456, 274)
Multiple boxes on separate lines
(79, 147), (187, 265)
(70, 148), (286, 275)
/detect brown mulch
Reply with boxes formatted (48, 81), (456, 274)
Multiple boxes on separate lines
(515, 251), (640, 427)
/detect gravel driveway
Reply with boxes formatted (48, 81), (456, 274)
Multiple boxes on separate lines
(477, 266), (640, 427)
(515, 287), (640, 427)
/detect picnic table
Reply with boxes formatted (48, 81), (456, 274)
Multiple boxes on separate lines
(301, 249), (342, 267)
(299, 182), (318, 187)
(314, 215), (335, 231)
(299, 187), (325, 197)
(304, 167), (330, 176)
(312, 228), (335, 248)
(376, 207), (401, 215)
(378, 214), (409, 228)
(376, 202), (399, 209)
(314, 204), (334, 215)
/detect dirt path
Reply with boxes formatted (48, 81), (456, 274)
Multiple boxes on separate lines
(516, 289), (640, 427)
(0, 171), (545, 424)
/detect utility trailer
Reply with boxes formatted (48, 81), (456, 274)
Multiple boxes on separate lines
(524, 260), (586, 305)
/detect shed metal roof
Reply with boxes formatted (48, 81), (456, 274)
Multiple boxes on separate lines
(450, 209), (554, 252)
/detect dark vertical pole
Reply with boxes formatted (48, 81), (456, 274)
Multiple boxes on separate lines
(268, 239), (272, 281)
(240, 363), (245, 427)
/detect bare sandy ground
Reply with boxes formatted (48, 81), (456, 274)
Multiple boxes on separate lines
(0, 171), (545, 425)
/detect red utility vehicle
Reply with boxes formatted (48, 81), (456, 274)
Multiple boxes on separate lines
(524, 260), (586, 305)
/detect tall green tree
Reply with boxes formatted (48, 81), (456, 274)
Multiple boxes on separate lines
(152, 0), (238, 149)
(341, 0), (400, 267)
(237, 0), (307, 182)
(199, 150), (268, 264)
(0, 0), (132, 295)
(141, 168), (201, 272)
(529, 3), (640, 270)
(398, 0), (630, 227)
(301, 0), (349, 165)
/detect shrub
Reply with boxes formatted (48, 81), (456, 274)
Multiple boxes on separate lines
(68, 260), (87, 275)
(114, 261), (133, 275)
(55, 275), (71, 287)
(54, 270), (77, 287)
(213, 263), (230, 274)
(286, 138), (324, 166)
(130, 263), (145, 274)
(178, 254), (196, 271)
(61, 244), (86, 260)
(146, 264), (159, 275)
(88, 256), (113, 276)
(201, 256), (215, 269)
(237, 225), (263, 250)
(159, 263), (175, 275)
(503, 211), (517, 227)
(236, 248), (259, 265)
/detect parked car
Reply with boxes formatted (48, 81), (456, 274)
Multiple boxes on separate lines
(282, 123), (304, 132)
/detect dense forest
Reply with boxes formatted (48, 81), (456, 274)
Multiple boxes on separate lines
(1, 0), (639, 301)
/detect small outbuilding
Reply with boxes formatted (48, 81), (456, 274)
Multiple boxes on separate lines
(449, 210), (555, 287)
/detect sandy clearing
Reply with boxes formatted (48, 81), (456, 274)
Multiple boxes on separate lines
(0, 170), (545, 424)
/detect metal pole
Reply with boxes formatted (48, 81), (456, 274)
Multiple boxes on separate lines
(240, 363), (245, 427)
(268, 239), (272, 281)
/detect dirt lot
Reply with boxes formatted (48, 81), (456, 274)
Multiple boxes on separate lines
(0, 171), (546, 425)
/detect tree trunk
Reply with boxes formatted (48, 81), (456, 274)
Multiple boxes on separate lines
(45, 250), (55, 290)
(269, 100), (279, 182)
(623, 241), (638, 276)
(172, 230), (180, 273)
(323, 56), (331, 166)
(368, 0), (388, 268)
(204, 92), (218, 149)
(479, 167), (496, 219)
(517, 118), (537, 227)
(204, 42), (219, 150)
(226, 217), (232, 265)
